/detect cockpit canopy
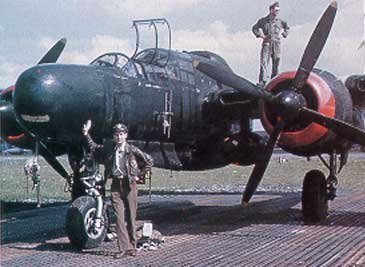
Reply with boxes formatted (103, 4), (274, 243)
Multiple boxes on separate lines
(89, 49), (196, 86)
(90, 52), (144, 78)
(89, 18), (174, 81)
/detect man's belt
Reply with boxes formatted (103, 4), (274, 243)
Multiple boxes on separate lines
(112, 175), (126, 180)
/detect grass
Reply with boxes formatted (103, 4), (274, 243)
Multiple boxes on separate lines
(0, 154), (364, 204)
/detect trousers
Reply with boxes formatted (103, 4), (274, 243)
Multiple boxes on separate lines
(259, 41), (281, 84)
(111, 178), (138, 251)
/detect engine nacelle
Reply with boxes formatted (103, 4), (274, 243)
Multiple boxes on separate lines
(0, 85), (32, 149)
(345, 75), (365, 107)
(260, 69), (353, 156)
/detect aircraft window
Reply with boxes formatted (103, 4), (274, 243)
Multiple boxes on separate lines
(121, 61), (138, 78)
(155, 50), (169, 63)
(135, 62), (145, 78)
(141, 63), (168, 83)
(136, 50), (154, 62)
(115, 56), (129, 69)
(135, 49), (169, 66)
(90, 53), (145, 79)
(143, 64), (155, 80)
(92, 54), (116, 67)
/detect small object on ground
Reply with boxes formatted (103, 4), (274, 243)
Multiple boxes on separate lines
(142, 222), (153, 237)
(105, 232), (117, 242)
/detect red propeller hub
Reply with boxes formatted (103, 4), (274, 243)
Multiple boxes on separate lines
(260, 71), (336, 149)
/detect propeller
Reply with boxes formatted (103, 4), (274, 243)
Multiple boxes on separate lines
(292, 1), (337, 91)
(299, 107), (365, 146)
(242, 119), (284, 205)
(195, 1), (365, 204)
(193, 60), (276, 103)
(37, 38), (67, 64)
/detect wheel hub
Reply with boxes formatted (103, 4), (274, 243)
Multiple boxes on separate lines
(84, 208), (104, 239)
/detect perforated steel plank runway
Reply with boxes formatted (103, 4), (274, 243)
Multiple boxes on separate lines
(1, 191), (365, 266)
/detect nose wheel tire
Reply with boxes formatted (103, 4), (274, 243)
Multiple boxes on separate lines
(302, 169), (328, 223)
(65, 196), (108, 249)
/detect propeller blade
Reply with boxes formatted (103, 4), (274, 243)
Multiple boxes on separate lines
(292, 1), (337, 90)
(242, 120), (284, 205)
(358, 40), (365, 50)
(193, 60), (275, 103)
(300, 107), (365, 147)
(37, 38), (67, 64)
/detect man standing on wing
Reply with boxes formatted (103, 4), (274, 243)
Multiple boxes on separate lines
(82, 120), (153, 258)
(252, 2), (289, 86)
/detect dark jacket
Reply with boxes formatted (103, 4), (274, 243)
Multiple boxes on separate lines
(84, 134), (153, 182)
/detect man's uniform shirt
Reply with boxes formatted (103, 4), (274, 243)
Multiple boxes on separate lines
(252, 15), (289, 43)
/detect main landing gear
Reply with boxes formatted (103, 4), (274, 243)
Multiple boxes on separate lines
(301, 152), (340, 223)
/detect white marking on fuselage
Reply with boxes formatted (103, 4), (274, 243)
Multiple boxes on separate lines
(21, 114), (50, 123)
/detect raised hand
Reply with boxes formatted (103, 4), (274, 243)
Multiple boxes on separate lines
(82, 120), (92, 135)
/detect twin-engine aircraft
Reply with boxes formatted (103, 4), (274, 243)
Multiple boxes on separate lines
(1, 1), (365, 248)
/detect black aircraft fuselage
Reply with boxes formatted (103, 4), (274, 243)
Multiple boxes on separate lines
(12, 49), (261, 171)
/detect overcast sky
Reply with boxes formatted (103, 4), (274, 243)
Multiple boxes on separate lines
(0, 0), (364, 89)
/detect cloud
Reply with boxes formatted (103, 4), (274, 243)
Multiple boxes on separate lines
(62, 35), (135, 64)
(173, 20), (260, 80)
(0, 58), (27, 87)
(100, 0), (204, 18)
(281, 0), (364, 76)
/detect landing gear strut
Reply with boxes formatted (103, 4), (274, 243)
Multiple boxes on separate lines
(65, 152), (109, 249)
(24, 140), (42, 207)
(301, 152), (341, 222)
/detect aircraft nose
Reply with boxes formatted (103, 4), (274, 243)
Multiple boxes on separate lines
(14, 66), (56, 122)
(13, 64), (109, 139)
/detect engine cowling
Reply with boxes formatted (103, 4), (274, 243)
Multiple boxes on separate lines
(260, 69), (353, 156)
(0, 85), (32, 148)
(345, 75), (365, 107)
